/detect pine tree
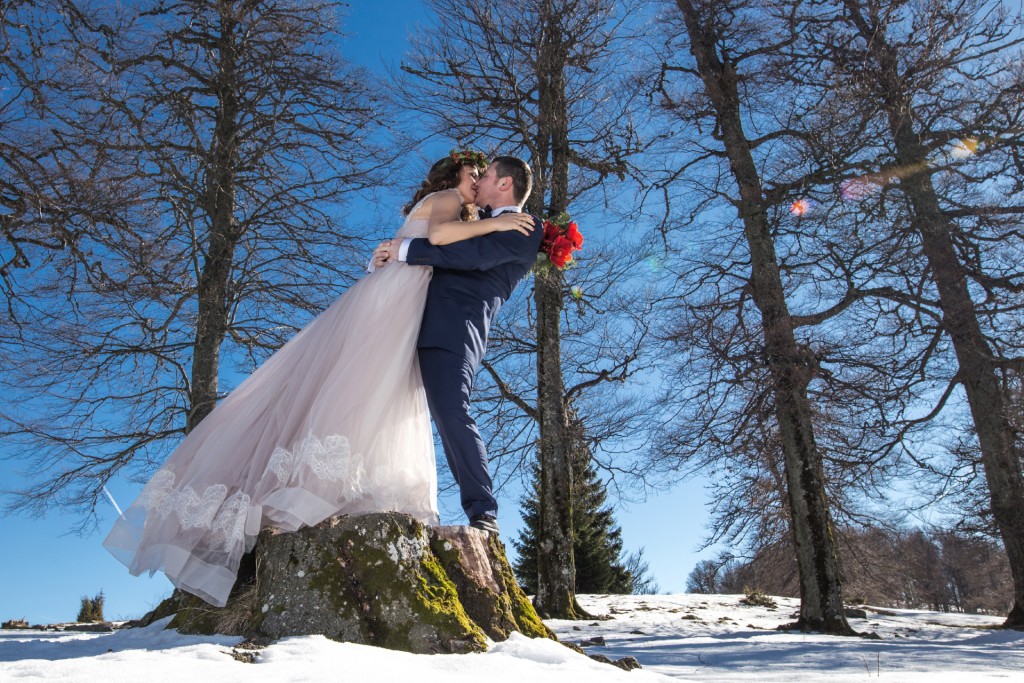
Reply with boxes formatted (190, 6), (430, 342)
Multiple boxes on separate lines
(76, 590), (105, 623)
(512, 488), (542, 594)
(514, 458), (637, 594)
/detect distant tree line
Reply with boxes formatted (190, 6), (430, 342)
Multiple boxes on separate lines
(687, 526), (1013, 615)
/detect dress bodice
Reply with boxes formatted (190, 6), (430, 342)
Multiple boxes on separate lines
(394, 189), (461, 240)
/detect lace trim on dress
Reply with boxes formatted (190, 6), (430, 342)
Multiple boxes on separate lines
(134, 470), (250, 552)
(132, 429), (367, 554)
(267, 431), (366, 502)
(138, 470), (225, 529)
(209, 490), (250, 552)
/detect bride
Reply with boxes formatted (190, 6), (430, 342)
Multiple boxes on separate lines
(103, 150), (534, 607)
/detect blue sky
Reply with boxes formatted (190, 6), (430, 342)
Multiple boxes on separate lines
(0, 1), (711, 625)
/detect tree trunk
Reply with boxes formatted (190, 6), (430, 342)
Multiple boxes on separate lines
(141, 512), (555, 652)
(186, 4), (240, 434)
(861, 23), (1024, 628)
(901, 158), (1024, 629)
(676, 0), (853, 634)
(533, 267), (589, 618)
(530, 0), (590, 619)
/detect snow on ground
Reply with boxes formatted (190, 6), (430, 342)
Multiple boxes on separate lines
(548, 594), (1024, 682)
(0, 616), (670, 683)
(2, 593), (1022, 682)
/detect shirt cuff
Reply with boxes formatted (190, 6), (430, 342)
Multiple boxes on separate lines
(398, 239), (412, 262)
(366, 256), (376, 273)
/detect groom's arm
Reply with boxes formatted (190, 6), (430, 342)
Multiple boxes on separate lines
(398, 216), (543, 271)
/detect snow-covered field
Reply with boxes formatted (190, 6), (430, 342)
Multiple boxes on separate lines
(2, 593), (1021, 682)
(552, 594), (1024, 681)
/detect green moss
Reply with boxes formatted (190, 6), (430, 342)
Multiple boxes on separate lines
(307, 548), (362, 620)
(427, 531), (554, 643)
(508, 583), (551, 638)
(427, 535), (505, 636)
(430, 538), (462, 567)
(489, 535), (555, 640)
(306, 516), (486, 653)
(409, 552), (488, 651)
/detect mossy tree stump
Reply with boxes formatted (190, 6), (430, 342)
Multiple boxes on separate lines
(146, 512), (553, 654)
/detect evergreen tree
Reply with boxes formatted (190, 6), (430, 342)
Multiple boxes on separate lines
(514, 457), (637, 594)
(76, 590), (105, 623)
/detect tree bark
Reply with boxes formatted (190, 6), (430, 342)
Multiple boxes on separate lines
(533, 267), (589, 618)
(186, 2), (240, 433)
(848, 2), (1024, 627)
(530, 0), (590, 620)
(675, 0), (853, 634)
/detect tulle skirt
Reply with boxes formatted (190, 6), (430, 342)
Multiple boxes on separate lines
(103, 260), (438, 607)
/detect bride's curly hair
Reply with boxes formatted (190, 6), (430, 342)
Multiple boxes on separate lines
(403, 149), (488, 220)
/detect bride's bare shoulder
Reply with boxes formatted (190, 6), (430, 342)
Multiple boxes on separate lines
(408, 188), (462, 220)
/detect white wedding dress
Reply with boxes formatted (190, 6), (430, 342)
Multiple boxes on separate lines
(103, 193), (449, 607)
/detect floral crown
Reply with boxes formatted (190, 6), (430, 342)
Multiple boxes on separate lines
(447, 148), (488, 169)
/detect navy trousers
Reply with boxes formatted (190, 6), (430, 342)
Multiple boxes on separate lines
(417, 346), (496, 519)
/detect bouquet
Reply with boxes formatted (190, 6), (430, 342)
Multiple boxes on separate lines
(539, 212), (584, 269)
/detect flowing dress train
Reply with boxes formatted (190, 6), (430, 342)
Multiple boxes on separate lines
(103, 194), (447, 607)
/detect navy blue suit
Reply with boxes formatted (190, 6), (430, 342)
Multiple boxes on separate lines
(405, 214), (543, 519)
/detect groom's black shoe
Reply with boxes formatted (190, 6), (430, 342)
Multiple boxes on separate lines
(469, 514), (500, 535)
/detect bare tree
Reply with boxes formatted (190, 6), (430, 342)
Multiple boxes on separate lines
(938, 529), (1014, 614)
(801, 0), (1024, 627)
(686, 554), (737, 594)
(652, 0), (862, 633)
(0, 1), (49, 309)
(648, 0), (1024, 628)
(1, 0), (390, 520)
(0, 1), (100, 324)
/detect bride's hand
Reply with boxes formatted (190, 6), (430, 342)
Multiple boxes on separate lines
(488, 213), (535, 236)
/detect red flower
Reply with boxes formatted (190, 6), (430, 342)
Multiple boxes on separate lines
(565, 221), (583, 249)
(548, 235), (575, 268)
(542, 220), (561, 249)
(536, 214), (584, 271)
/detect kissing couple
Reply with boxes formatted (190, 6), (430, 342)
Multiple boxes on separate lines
(104, 152), (543, 607)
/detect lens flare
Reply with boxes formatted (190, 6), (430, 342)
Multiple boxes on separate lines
(790, 199), (811, 217)
(840, 178), (876, 201)
(950, 137), (979, 159)
(570, 285), (584, 300)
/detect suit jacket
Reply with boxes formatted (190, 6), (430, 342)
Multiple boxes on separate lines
(406, 214), (544, 369)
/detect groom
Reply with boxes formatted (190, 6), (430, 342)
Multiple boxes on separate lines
(378, 156), (542, 534)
